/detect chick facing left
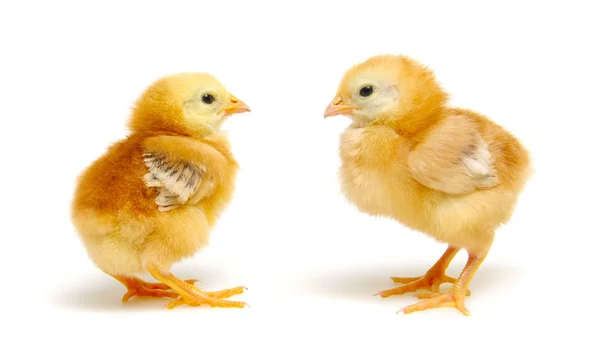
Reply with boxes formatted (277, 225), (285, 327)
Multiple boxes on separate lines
(71, 73), (250, 309)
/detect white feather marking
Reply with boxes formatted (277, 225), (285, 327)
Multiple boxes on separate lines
(462, 135), (493, 176)
(460, 135), (498, 188)
(142, 152), (204, 211)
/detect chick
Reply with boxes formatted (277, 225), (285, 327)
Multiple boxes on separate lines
(71, 73), (250, 309)
(324, 55), (531, 315)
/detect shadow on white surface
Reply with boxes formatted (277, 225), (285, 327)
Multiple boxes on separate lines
(50, 261), (524, 313)
(52, 279), (162, 312)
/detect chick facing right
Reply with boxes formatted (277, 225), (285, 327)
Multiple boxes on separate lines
(72, 73), (250, 309)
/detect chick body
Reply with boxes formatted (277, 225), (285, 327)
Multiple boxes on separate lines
(71, 73), (249, 308)
(72, 132), (237, 275)
(339, 108), (530, 252)
(326, 55), (531, 314)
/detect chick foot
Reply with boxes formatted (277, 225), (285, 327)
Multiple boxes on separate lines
(374, 246), (470, 298)
(399, 249), (488, 316)
(165, 285), (247, 309)
(375, 272), (469, 298)
(113, 275), (198, 302)
(402, 287), (470, 315)
(147, 264), (247, 309)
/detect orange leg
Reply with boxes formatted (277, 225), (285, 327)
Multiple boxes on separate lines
(147, 264), (247, 309)
(375, 246), (470, 298)
(402, 250), (487, 316)
(112, 275), (197, 302)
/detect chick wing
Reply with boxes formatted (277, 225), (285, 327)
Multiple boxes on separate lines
(143, 152), (205, 211)
(408, 115), (498, 195)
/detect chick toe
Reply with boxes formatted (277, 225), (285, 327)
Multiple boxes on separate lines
(122, 287), (179, 303)
(147, 264), (247, 309)
(376, 272), (462, 298)
(401, 288), (470, 316)
(376, 246), (469, 298)
(204, 286), (247, 299)
(113, 275), (183, 302)
(400, 250), (486, 315)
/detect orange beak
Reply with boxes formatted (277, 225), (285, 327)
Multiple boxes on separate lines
(222, 94), (251, 115)
(324, 96), (357, 118)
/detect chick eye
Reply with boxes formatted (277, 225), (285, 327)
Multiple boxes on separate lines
(201, 94), (215, 104)
(359, 86), (374, 97)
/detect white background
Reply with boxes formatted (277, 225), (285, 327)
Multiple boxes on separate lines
(1, 0), (598, 362)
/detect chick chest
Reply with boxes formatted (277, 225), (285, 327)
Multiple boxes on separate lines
(195, 134), (239, 226)
(338, 126), (422, 223)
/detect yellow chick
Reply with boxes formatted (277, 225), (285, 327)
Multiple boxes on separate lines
(71, 73), (250, 309)
(324, 55), (531, 315)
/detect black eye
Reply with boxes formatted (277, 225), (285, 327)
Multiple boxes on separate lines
(359, 86), (374, 97)
(202, 94), (215, 104)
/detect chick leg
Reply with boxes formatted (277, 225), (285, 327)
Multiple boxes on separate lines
(401, 250), (487, 316)
(375, 246), (470, 298)
(112, 275), (196, 302)
(147, 264), (247, 309)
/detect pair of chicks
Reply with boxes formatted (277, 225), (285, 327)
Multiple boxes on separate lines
(72, 55), (531, 315)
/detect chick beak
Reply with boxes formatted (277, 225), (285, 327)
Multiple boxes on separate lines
(222, 95), (251, 115)
(324, 96), (356, 118)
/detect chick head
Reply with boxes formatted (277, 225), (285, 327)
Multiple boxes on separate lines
(324, 55), (447, 133)
(129, 73), (250, 136)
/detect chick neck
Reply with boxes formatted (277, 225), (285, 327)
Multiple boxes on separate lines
(366, 106), (446, 139)
(128, 107), (217, 139)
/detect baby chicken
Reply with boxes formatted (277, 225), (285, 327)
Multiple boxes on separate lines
(71, 73), (250, 309)
(324, 55), (531, 315)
